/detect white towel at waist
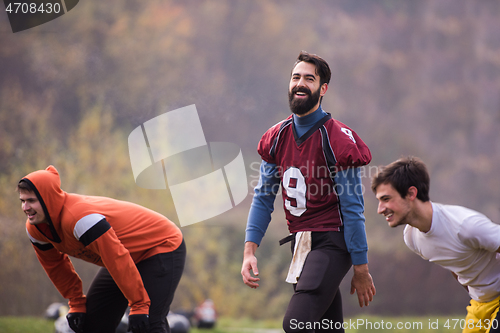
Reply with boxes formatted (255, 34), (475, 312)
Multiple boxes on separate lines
(285, 231), (312, 284)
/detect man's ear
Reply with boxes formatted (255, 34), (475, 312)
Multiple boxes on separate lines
(320, 83), (328, 96)
(406, 186), (418, 201)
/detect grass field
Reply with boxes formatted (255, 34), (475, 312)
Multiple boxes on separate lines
(0, 315), (469, 333)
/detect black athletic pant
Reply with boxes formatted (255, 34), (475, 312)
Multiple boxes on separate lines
(83, 240), (186, 333)
(283, 231), (352, 333)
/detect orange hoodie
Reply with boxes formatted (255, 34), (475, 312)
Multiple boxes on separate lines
(23, 166), (183, 315)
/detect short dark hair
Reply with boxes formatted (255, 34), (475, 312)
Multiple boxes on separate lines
(371, 156), (430, 202)
(17, 179), (35, 192)
(293, 51), (331, 86)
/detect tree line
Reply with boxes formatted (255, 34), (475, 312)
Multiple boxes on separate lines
(1, 0), (499, 318)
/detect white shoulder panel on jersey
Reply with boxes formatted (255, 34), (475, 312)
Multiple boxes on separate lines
(73, 213), (106, 240)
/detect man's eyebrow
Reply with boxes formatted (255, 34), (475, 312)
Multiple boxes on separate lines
(292, 73), (317, 79)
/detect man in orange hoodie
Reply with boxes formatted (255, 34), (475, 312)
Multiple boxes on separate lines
(19, 165), (186, 333)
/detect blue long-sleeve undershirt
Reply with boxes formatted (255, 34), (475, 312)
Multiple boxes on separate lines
(245, 107), (369, 265)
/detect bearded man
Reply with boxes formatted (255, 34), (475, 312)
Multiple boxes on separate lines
(241, 51), (376, 333)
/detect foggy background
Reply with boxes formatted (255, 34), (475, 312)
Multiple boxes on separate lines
(1, 0), (499, 319)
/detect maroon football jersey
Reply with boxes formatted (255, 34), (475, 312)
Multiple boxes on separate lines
(258, 114), (371, 233)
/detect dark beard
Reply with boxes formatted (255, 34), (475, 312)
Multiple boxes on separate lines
(288, 86), (321, 115)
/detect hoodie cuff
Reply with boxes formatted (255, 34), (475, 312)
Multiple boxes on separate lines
(129, 301), (150, 316)
(68, 295), (86, 313)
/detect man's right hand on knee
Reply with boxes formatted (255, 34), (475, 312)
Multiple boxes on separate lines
(66, 312), (86, 333)
(128, 314), (150, 333)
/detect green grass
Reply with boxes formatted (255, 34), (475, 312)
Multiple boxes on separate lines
(342, 315), (464, 333)
(212, 315), (465, 333)
(0, 315), (469, 333)
(0, 317), (54, 333)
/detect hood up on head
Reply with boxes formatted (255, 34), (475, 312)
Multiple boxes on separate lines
(21, 165), (66, 242)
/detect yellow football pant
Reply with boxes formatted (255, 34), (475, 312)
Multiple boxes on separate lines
(463, 295), (500, 333)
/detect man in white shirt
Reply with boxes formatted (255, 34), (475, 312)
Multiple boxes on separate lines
(371, 156), (500, 333)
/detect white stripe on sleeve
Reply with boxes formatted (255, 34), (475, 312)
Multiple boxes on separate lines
(73, 213), (106, 240)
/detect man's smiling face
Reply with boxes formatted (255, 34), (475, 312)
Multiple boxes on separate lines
(288, 61), (326, 116)
(375, 182), (412, 228)
(20, 189), (48, 225)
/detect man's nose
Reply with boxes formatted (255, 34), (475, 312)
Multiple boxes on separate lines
(296, 77), (307, 87)
(377, 201), (385, 215)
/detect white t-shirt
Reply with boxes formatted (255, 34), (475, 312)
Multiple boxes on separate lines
(404, 202), (500, 302)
